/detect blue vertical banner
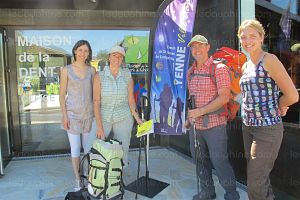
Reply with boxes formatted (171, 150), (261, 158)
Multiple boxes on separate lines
(150, 0), (198, 135)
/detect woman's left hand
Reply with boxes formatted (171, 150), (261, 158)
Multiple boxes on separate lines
(136, 117), (144, 125)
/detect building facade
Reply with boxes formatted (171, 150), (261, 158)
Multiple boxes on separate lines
(0, 0), (299, 199)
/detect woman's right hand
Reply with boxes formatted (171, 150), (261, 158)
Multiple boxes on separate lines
(96, 129), (105, 140)
(62, 116), (70, 130)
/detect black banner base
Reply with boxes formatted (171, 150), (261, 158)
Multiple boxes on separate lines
(125, 176), (169, 198)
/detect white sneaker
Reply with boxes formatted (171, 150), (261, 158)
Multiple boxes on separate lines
(74, 179), (81, 192)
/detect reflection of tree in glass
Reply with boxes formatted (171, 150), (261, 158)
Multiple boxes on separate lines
(95, 50), (109, 71)
(96, 49), (108, 60)
(30, 76), (40, 92)
(96, 50), (108, 62)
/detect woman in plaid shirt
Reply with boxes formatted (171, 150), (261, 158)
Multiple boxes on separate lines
(93, 46), (143, 168)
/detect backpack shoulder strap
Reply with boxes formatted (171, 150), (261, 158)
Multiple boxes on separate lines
(208, 59), (226, 85)
(188, 62), (211, 82)
(189, 71), (211, 80)
(210, 60), (219, 83)
(188, 60), (223, 89)
(202, 60), (228, 127)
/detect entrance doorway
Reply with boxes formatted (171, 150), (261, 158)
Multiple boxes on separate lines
(12, 29), (150, 154)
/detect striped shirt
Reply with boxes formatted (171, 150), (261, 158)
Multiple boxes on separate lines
(187, 57), (230, 130)
(239, 58), (281, 126)
(99, 66), (132, 123)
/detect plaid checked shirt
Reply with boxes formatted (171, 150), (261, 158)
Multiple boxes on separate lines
(187, 57), (230, 130)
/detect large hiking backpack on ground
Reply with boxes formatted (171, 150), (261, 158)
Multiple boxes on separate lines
(211, 47), (247, 120)
(79, 139), (124, 200)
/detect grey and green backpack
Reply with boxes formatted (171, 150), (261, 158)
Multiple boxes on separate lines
(80, 138), (124, 200)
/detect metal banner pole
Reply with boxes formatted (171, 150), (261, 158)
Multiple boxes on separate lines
(126, 96), (169, 198)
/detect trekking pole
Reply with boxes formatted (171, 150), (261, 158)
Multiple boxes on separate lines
(188, 95), (200, 194)
(135, 110), (145, 199)
(135, 96), (147, 199)
(193, 120), (200, 195)
(140, 96), (150, 181)
(135, 137), (142, 199)
(144, 135), (149, 185)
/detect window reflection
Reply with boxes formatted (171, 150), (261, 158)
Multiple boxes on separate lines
(15, 29), (150, 153)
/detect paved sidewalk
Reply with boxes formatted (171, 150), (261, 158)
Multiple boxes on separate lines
(0, 148), (248, 200)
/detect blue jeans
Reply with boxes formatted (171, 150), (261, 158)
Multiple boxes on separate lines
(102, 115), (134, 166)
(190, 125), (240, 200)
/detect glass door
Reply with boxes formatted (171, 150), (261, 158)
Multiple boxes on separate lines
(0, 29), (11, 175)
(14, 29), (150, 154)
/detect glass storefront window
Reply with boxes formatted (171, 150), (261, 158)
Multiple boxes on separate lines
(256, 3), (300, 124)
(271, 0), (298, 14)
(15, 29), (150, 153)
